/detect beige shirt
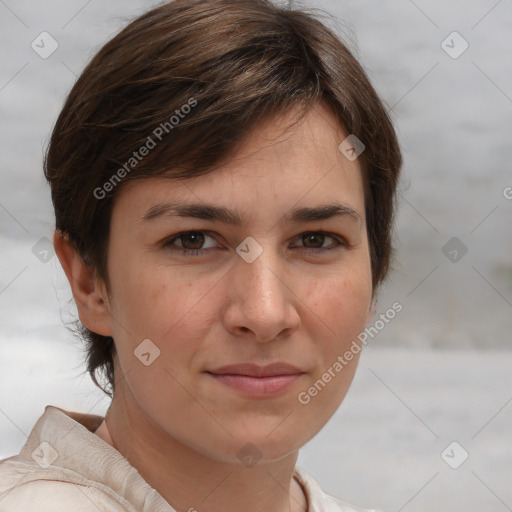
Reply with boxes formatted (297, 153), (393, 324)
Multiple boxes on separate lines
(0, 405), (377, 512)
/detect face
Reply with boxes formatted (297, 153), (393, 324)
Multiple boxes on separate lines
(100, 103), (373, 464)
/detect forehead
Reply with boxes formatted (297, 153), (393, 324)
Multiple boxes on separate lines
(113, 103), (366, 227)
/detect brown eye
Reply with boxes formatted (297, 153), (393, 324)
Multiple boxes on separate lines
(180, 231), (205, 250)
(293, 231), (344, 253)
(290, 231), (350, 256)
(301, 232), (326, 249)
(164, 231), (218, 255)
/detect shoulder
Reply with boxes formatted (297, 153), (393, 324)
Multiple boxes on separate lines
(321, 492), (383, 512)
(314, 491), (381, 512)
(294, 465), (382, 512)
(0, 456), (134, 512)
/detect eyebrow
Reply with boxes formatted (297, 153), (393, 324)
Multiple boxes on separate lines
(139, 201), (363, 226)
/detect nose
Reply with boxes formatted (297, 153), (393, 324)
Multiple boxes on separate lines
(221, 243), (300, 343)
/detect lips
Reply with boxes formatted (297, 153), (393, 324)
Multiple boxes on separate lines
(207, 362), (304, 378)
(205, 362), (305, 398)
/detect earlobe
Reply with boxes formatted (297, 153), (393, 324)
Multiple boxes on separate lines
(53, 230), (113, 337)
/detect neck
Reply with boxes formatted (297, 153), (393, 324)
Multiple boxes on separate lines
(94, 396), (308, 512)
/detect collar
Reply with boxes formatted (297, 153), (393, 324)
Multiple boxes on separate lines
(19, 405), (337, 512)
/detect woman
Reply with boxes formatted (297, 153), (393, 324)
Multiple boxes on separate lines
(0, 1), (401, 510)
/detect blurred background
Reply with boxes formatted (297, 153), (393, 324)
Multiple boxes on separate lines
(0, 1), (511, 511)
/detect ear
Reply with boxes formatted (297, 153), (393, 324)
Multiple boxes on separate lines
(53, 230), (113, 337)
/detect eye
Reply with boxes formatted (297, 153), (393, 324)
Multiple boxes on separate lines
(291, 231), (346, 254)
(163, 230), (347, 257)
(163, 231), (219, 256)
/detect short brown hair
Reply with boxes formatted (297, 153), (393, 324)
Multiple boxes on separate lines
(44, 0), (402, 397)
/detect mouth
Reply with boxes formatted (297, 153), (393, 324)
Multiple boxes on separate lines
(205, 362), (305, 398)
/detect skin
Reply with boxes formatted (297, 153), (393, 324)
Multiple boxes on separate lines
(54, 102), (375, 512)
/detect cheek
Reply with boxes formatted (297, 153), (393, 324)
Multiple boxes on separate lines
(293, 270), (371, 433)
(108, 270), (216, 418)
(301, 263), (371, 366)
(110, 264), (220, 364)
(109, 257), (186, 328)
(306, 264), (372, 340)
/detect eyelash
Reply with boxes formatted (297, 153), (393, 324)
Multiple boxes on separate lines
(162, 230), (347, 257)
